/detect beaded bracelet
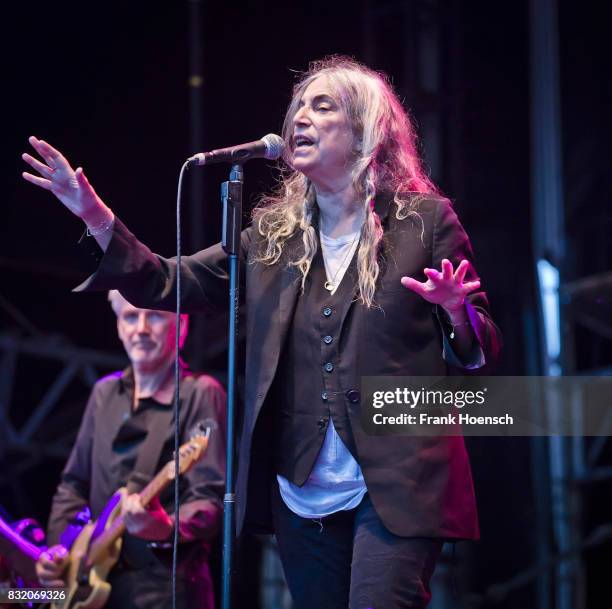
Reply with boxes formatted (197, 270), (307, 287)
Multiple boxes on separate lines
(86, 213), (115, 237)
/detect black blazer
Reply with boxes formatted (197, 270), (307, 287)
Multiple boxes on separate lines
(77, 193), (502, 540)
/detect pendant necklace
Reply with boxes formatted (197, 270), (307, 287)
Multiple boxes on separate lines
(321, 230), (361, 292)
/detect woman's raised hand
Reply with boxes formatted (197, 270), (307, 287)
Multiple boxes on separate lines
(22, 136), (114, 249)
(22, 136), (109, 224)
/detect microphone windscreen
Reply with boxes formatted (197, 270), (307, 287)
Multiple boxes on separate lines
(262, 133), (285, 160)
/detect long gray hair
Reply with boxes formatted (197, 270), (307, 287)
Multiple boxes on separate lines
(253, 56), (438, 307)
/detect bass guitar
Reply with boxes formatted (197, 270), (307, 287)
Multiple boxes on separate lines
(52, 431), (209, 609)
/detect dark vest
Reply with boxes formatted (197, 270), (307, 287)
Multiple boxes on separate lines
(270, 240), (361, 485)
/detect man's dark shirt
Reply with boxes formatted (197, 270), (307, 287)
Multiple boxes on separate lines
(47, 367), (226, 578)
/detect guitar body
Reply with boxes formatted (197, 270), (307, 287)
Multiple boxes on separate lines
(54, 489), (126, 609)
(49, 431), (208, 609)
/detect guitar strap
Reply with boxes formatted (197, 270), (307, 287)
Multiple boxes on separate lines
(125, 408), (173, 495)
(125, 376), (196, 495)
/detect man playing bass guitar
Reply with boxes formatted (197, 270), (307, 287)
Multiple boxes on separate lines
(36, 292), (226, 609)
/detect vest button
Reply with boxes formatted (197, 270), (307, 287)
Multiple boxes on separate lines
(323, 335), (333, 344)
(324, 362), (334, 373)
(318, 418), (328, 430)
(345, 389), (361, 404)
(323, 307), (332, 317)
(321, 391), (329, 401)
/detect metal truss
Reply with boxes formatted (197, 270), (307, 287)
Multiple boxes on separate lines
(528, 2), (611, 608)
(0, 330), (125, 515)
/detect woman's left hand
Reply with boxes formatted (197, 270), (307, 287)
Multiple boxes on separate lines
(400, 259), (480, 316)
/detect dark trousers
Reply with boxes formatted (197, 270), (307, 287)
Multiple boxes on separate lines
(271, 484), (442, 609)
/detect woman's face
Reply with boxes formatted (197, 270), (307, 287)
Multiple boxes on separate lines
(290, 75), (356, 185)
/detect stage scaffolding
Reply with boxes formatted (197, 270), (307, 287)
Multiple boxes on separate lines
(0, 329), (126, 515)
(530, 1), (612, 608)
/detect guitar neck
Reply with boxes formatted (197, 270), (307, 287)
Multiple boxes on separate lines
(87, 466), (172, 565)
(84, 433), (207, 567)
(0, 517), (42, 562)
(0, 516), (42, 584)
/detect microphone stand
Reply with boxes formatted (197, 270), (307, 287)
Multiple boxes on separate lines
(220, 163), (243, 609)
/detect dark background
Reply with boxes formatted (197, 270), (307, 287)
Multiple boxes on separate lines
(1, 1), (610, 608)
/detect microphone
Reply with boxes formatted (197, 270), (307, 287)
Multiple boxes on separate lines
(188, 133), (284, 166)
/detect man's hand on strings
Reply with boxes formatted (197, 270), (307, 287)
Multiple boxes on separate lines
(122, 494), (173, 542)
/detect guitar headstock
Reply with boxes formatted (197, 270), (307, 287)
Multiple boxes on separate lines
(165, 429), (210, 479)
